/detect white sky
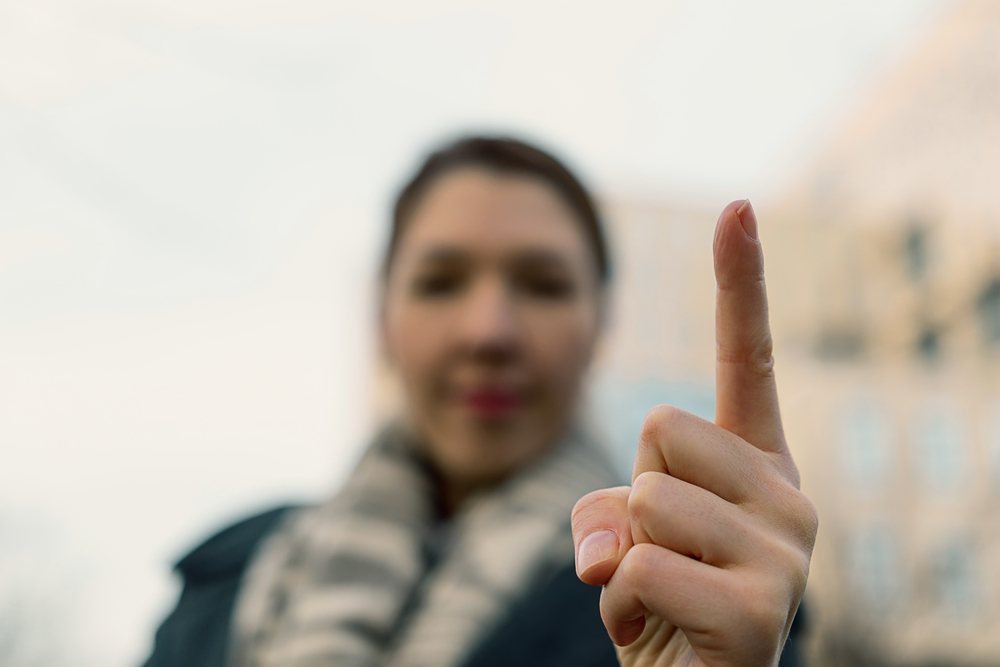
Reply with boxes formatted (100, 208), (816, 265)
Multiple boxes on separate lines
(0, 1), (952, 665)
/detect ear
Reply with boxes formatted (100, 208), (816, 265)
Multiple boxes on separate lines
(583, 285), (610, 367)
(594, 285), (611, 336)
(377, 280), (394, 367)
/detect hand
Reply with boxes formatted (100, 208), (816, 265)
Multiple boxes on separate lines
(571, 200), (818, 667)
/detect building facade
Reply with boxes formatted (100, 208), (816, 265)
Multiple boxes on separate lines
(596, 2), (1000, 663)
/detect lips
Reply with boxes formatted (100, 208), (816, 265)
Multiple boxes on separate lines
(460, 388), (523, 418)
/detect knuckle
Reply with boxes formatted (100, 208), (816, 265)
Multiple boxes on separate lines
(748, 343), (776, 379)
(750, 605), (786, 649)
(717, 332), (775, 380)
(776, 454), (802, 490)
(598, 585), (614, 623)
(797, 495), (820, 545)
(771, 539), (811, 596)
(617, 543), (657, 591)
(775, 486), (820, 550)
(736, 579), (787, 644)
(746, 495), (815, 594)
(638, 404), (683, 449)
(627, 472), (666, 524)
(626, 476), (650, 524)
(752, 475), (819, 552)
(756, 334), (775, 368)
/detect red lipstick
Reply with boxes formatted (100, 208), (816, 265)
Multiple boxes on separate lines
(461, 388), (522, 418)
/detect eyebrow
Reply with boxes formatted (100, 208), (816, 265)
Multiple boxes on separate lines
(415, 246), (573, 272)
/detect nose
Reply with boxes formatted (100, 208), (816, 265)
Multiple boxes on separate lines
(459, 274), (519, 363)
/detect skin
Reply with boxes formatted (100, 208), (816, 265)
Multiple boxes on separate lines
(380, 167), (604, 510)
(571, 200), (819, 666)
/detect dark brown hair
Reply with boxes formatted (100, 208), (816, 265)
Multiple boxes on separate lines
(384, 136), (610, 284)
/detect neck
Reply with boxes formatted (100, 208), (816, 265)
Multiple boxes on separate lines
(440, 479), (476, 515)
(438, 473), (504, 516)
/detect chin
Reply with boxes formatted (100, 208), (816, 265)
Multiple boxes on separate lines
(444, 423), (548, 480)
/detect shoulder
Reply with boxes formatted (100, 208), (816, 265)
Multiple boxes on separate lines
(142, 505), (299, 667)
(461, 562), (618, 667)
(174, 505), (297, 583)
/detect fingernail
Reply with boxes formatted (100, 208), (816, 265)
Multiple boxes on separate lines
(577, 530), (619, 574)
(736, 199), (757, 240)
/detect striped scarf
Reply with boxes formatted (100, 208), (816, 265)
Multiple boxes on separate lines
(228, 423), (619, 667)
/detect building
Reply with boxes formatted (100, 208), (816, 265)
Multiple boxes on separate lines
(596, 1), (1000, 664)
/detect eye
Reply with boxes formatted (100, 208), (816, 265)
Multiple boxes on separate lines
(515, 273), (576, 299)
(412, 270), (466, 297)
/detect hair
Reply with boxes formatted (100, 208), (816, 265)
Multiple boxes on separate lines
(383, 136), (610, 285)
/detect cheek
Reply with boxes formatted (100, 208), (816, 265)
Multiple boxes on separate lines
(524, 306), (598, 393)
(386, 301), (451, 383)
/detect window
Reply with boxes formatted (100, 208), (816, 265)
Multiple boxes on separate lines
(977, 278), (1000, 345)
(846, 525), (903, 612)
(839, 398), (892, 487)
(929, 538), (981, 621)
(917, 327), (940, 361)
(904, 226), (928, 280)
(983, 408), (1000, 490)
(914, 406), (966, 493)
(815, 329), (865, 361)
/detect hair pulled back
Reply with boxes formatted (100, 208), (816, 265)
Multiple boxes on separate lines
(384, 136), (610, 285)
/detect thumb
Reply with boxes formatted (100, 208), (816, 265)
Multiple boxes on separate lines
(713, 199), (786, 455)
(570, 487), (632, 586)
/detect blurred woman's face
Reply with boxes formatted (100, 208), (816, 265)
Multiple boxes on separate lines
(382, 168), (603, 497)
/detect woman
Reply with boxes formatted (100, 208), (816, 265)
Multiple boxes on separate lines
(144, 137), (814, 667)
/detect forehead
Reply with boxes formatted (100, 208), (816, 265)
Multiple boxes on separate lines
(399, 168), (592, 263)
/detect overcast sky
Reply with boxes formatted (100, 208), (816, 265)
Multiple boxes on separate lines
(0, 1), (952, 665)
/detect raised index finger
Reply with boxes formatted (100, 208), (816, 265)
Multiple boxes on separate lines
(713, 200), (785, 455)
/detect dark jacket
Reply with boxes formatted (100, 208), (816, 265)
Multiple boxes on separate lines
(143, 506), (806, 667)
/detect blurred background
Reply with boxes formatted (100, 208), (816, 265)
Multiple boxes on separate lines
(2, 0), (997, 665)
